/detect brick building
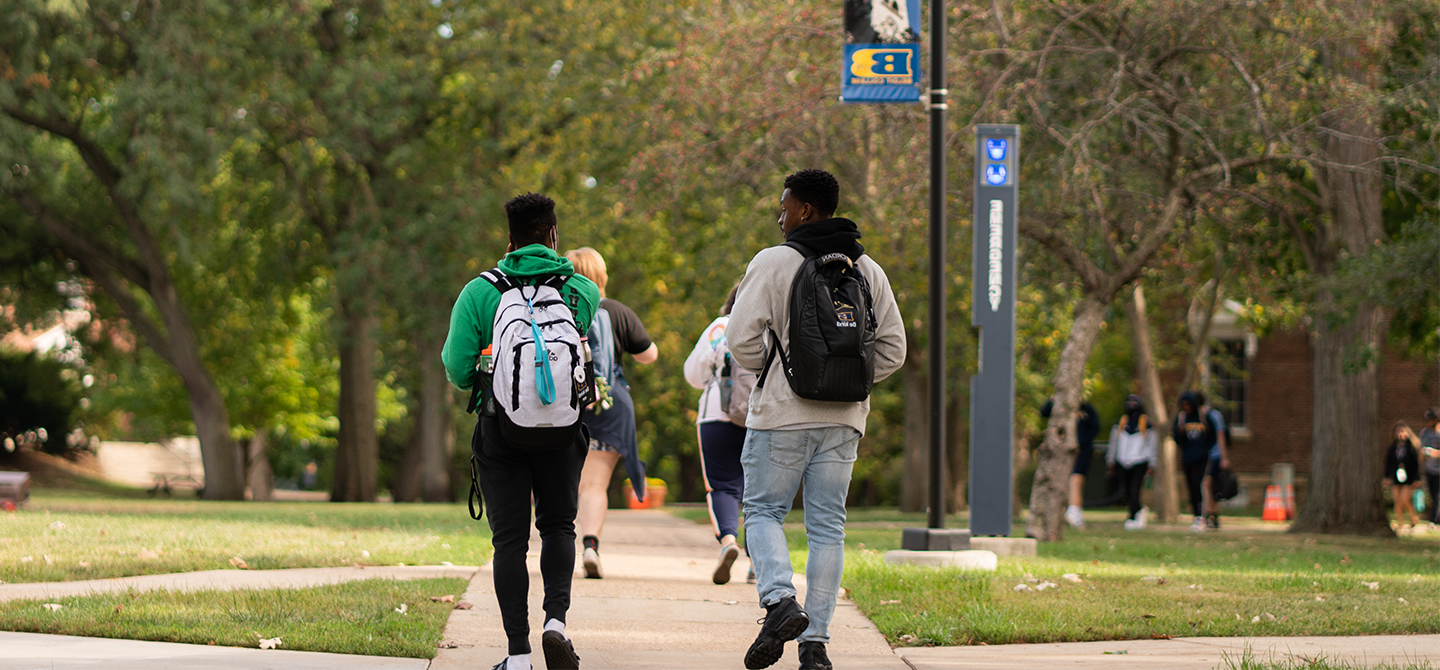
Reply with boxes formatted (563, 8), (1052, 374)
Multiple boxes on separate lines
(1172, 301), (1438, 479)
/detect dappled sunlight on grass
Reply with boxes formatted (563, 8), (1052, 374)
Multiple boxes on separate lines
(0, 492), (492, 583)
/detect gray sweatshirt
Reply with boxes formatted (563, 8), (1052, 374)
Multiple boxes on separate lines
(727, 245), (906, 435)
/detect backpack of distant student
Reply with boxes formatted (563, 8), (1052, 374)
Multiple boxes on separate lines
(587, 307), (619, 397)
(480, 268), (591, 449)
(758, 241), (877, 402)
(715, 344), (757, 427)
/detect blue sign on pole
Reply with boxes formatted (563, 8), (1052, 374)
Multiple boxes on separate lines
(842, 44), (921, 103)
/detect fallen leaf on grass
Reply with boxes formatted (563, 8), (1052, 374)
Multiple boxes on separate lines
(1013, 584), (1030, 592)
(1341, 555), (1352, 565)
(454, 601), (474, 610)
(441, 561), (454, 566)
(1251, 613), (1276, 623)
(1361, 581), (1379, 590)
(20, 556), (32, 563)
(1035, 581), (1059, 591)
(1398, 598), (1408, 604)
(437, 641), (460, 649)
(1023, 574), (1039, 583)
(42, 603), (62, 611)
(258, 637), (283, 650)
(137, 549), (159, 560)
(1062, 573), (1083, 583)
(898, 634), (918, 644)
(1151, 634), (1175, 640)
(430, 595), (456, 603)
(361, 550), (370, 559)
(880, 600), (902, 605)
(1315, 596), (1326, 601)
(395, 603), (408, 615)
(229, 557), (249, 570)
(1185, 584), (1203, 590)
(78, 562), (89, 568)
(48, 521), (64, 530)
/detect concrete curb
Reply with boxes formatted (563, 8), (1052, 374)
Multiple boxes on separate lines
(0, 630), (427, 670)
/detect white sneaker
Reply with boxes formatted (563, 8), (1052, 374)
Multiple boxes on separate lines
(1190, 516), (1206, 533)
(1064, 506), (1084, 528)
(1123, 519), (1139, 530)
(582, 546), (603, 579)
(1135, 507), (1148, 529)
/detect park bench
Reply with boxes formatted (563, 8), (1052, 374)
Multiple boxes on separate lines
(148, 471), (203, 497)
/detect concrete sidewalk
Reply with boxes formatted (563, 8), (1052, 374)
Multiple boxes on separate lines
(0, 631), (427, 670)
(433, 508), (908, 670)
(0, 564), (479, 602)
(898, 634), (1440, 669)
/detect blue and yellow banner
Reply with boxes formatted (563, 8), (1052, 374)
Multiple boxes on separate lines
(842, 0), (922, 103)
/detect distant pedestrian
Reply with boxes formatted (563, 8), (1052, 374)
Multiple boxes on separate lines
(565, 247), (659, 580)
(1197, 392), (1232, 530)
(1107, 394), (1157, 530)
(1421, 408), (1440, 525)
(1384, 421), (1422, 529)
(1041, 398), (1100, 528)
(728, 169), (906, 670)
(442, 193), (599, 670)
(683, 282), (758, 585)
(1172, 391), (1220, 533)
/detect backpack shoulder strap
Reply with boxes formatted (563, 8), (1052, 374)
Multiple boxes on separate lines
(479, 269), (517, 293)
(538, 274), (571, 291)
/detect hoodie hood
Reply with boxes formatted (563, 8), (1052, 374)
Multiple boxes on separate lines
(786, 217), (865, 261)
(1122, 394), (1146, 434)
(498, 244), (575, 277)
(1179, 391), (1202, 416)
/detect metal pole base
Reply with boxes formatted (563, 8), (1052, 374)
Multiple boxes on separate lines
(900, 527), (971, 551)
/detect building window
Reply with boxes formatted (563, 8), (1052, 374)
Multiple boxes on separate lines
(1210, 339), (1248, 429)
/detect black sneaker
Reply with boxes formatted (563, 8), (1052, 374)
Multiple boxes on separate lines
(744, 596), (809, 669)
(490, 661), (508, 670)
(542, 629), (580, 669)
(798, 640), (833, 670)
(1207, 514), (1220, 530)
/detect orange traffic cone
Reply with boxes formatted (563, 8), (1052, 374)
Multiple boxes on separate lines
(1262, 485), (1287, 521)
(1282, 485), (1296, 520)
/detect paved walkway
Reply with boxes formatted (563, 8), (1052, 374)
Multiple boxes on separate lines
(433, 509), (908, 670)
(898, 634), (1440, 669)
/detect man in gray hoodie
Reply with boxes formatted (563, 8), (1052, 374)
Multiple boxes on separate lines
(728, 169), (906, 670)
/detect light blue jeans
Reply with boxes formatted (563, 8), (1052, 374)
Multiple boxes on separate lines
(741, 425), (858, 643)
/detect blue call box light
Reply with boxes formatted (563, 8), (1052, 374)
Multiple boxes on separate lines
(985, 138), (1007, 161)
(985, 164), (1007, 185)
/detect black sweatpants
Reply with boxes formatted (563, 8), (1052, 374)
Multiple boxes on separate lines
(700, 421), (747, 541)
(473, 415), (587, 656)
(1427, 472), (1440, 524)
(1183, 459), (1207, 519)
(1119, 462), (1149, 520)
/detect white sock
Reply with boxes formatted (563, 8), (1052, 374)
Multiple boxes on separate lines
(544, 618), (567, 639)
(1067, 505), (1081, 514)
(506, 653), (531, 670)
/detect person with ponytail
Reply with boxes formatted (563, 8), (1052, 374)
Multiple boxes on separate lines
(1108, 394), (1158, 530)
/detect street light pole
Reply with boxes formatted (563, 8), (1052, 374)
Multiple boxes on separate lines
(927, 0), (948, 530)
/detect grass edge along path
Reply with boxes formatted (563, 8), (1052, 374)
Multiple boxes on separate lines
(0, 576), (468, 658)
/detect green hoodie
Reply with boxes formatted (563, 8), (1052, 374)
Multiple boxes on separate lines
(442, 244), (600, 391)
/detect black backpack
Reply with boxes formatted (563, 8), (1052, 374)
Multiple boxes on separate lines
(758, 241), (878, 402)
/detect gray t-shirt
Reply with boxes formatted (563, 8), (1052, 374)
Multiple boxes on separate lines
(1421, 427), (1440, 475)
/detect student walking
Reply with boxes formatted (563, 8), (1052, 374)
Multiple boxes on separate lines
(1107, 394), (1157, 530)
(1172, 391), (1220, 533)
(684, 284), (758, 585)
(1198, 392), (1232, 530)
(728, 169), (906, 670)
(1420, 408), (1440, 525)
(1041, 398), (1100, 528)
(565, 248), (658, 580)
(1385, 421), (1423, 529)
(442, 193), (600, 670)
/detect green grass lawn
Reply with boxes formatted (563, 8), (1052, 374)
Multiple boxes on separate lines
(669, 506), (1440, 647)
(0, 577), (468, 658)
(1, 490), (493, 583)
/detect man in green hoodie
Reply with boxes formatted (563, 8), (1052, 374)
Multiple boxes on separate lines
(442, 192), (600, 670)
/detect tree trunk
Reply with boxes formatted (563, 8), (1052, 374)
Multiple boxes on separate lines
(1127, 284), (1179, 522)
(331, 300), (379, 502)
(245, 430), (275, 502)
(1291, 32), (1390, 535)
(418, 336), (456, 502)
(1026, 296), (1107, 541)
(392, 435), (423, 503)
(901, 347), (928, 513)
(946, 393), (967, 513)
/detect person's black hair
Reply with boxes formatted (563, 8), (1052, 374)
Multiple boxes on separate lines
(783, 169), (840, 217)
(505, 192), (557, 247)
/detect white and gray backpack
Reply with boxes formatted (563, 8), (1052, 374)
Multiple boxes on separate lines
(481, 269), (589, 449)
